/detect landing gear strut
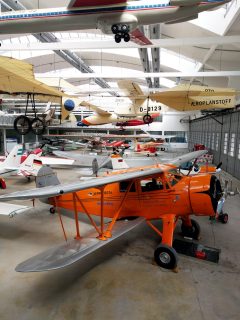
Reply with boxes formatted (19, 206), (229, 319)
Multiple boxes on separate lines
(112, 24), (130, 43)
(181, 219), (201, 240)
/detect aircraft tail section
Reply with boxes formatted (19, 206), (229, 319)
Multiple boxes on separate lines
(36, 166), (60, 188)
(19, 154), (42, 177)
(1, 144), (24, 169)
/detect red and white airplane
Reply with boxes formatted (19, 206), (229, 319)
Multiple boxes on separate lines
(0, 0), (230, 44)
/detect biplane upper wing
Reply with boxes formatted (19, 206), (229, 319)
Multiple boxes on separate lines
(0, 167), (163, 201)
(68, 0), (127, 8)
(80, 101), (112, 116)
(0, 56), (66, 103)
(0, 150), (207, 202)
(150, 84), (237, 111)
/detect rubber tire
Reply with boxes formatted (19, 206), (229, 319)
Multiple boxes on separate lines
(30, 117), (45, 135)
(181, 219), (201, 240)
(111, 24), (119, 34)
(143, 114), (152, 124)
(50, 207), (56, 214)
(219, 213), (228, 224)
(115, 34), (122, 43)
(14, 115), (31, 135)
(120, 24), (129, 33)
(154, 244), (178, 269)
(123, 33), (130, 42)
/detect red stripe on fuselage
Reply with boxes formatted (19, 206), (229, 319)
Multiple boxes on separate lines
(70, 0), (127, 7)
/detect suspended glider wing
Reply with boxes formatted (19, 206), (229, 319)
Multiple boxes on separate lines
(118, 80), (146, 105)
(0, 150), (207, 202)
(80, 101), (112, 116)
(130, 28), (153, 46)
(0, 57), (67, 103)
(16, 217), (145, 272)
(68, 0), (127, 8)
(150, 84), (237, 111)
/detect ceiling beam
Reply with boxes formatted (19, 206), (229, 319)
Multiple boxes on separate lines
(36, 71), (240, 79)
(1, 36), (240, 51)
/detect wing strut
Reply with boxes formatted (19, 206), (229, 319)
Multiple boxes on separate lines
(52, 179), (137, 242)
(54, 196), (68, 242)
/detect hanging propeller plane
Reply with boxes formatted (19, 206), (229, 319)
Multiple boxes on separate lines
(0, 0), (231, 44)
(0, 150), (224, 273)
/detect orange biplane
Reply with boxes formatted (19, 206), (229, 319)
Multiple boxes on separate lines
(0, 150), (223, 272)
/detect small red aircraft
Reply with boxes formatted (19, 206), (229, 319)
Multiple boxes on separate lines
(0, 150), (223, 272)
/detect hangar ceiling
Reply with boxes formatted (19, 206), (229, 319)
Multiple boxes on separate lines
(0, 0), (240, 100)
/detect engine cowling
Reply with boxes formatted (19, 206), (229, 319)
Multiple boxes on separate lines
(189, 174), (222, 216)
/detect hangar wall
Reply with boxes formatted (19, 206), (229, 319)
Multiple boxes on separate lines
(189, 109), (240, 179)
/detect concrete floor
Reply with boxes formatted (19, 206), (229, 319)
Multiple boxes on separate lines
(0, 166), (240, 320)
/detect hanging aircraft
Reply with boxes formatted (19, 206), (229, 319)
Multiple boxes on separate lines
(0, 0), (231, 44)
(0, 56), (68, 136)
(77, 100), (160, 127)
(0, 150), (224, 272)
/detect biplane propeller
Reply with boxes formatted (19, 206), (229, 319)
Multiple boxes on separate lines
(0, 150), (223, 272)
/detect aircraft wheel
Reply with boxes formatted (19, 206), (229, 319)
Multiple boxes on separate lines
(154, 244), (178, 269)
(219, 213), (228, 224)
(143, 114), (152, 124)
(31, 117), (46, 135)
(50, 207), (56, 214)
(115, 34), (122, 43)
(111, 24), (119, 34)
(123, 33), (130, 42)
(14, 115), (31, 135)
(120, 24), (129, 33)
(181, 219), (200, 240)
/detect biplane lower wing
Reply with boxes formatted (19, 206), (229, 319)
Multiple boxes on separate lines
(16, 217), (145, 272)
(0, 202), (31, 217)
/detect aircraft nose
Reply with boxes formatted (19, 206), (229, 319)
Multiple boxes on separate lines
(189, 174), (222, 217)
(77, 120), (89, 127)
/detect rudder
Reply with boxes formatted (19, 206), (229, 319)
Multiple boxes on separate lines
(36, 166), (60, 188)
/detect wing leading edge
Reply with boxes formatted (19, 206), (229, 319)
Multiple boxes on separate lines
(16, 217), (145, 272)
(0, 150), (207, 202)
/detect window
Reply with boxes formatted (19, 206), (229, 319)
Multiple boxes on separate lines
(211, 133), (215, 150)
(140, 177), (164, 192)
(119, 181), (136, 192)
(223, 133), (228, 154)
(166, 170), (183, 187)
(216, 133), (219, 151)
(228, 133), (235, 157)
(238, 138), (240, 160)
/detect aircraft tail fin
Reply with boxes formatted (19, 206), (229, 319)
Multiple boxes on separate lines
(36, 166), (60, 188)
(2, 144), (24, 169)
(19, 154), (42, 177)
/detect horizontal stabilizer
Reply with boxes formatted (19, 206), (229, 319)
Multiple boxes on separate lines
(16, 217), (145, 272)
(0, 202), (31, 217)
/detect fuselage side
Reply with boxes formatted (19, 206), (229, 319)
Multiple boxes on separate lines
(0, 1), (229, 34)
